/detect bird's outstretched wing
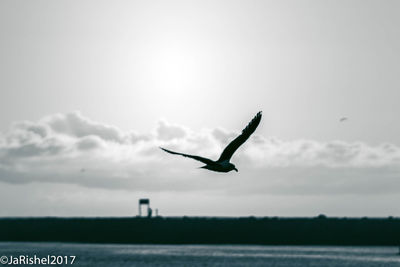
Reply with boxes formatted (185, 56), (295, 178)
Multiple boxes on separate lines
(217, 111), (262, 162)
(160, 147), (215, 165)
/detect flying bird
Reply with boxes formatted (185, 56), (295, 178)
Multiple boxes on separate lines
(160, 111), (262, 173)
(340, 117), (348, 122)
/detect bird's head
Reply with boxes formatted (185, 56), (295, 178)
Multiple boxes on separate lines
(231, 164), (238, 172)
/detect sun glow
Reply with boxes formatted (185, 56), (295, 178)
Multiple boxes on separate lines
(148, 41), (198, 90)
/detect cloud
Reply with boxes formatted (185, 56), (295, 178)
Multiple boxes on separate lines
(76, 135), (104, 151)
(156, 120), (187, 141)
(0, 111), (400, 196)
(43, 112), (133, 143)
(243, 138), (400, 168)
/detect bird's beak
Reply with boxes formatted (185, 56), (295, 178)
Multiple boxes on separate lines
(234, 168), (238, 172)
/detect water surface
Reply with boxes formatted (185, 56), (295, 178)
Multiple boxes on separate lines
(1, 242), (399, 266)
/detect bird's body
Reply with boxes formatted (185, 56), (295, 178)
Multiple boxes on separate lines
(160, 111), (262, 173)
(200, 160), (236, 173)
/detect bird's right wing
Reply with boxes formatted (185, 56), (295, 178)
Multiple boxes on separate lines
(217, 111), (262, 162)
(160, 147), (215, 165)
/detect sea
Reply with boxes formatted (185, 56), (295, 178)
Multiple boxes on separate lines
(0, 242), (399, 266)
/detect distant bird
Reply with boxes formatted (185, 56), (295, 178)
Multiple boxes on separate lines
(160, 111), (262, 173)
(340, 117), (348, 122)
(80, 168), (86, 173)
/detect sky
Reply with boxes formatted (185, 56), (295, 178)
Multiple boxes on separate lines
(0, 0), (399, 217)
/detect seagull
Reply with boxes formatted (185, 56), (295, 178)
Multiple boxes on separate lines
(340, 117), (348, 122)
(160, 111), (262, 173)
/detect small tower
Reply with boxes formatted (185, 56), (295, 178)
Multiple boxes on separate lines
(138, 198), (150, 217)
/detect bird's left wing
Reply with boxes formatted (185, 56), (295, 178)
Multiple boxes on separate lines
(160, 147), (215, 165)
(217, 111), (262, 162)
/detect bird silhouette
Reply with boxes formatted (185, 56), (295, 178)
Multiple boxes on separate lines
(160, 111), (262, 173)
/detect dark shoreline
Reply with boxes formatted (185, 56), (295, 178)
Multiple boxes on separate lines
(1, 216), (399, 246)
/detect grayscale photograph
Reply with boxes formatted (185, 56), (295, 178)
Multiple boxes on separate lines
(0, 0), (399, 266)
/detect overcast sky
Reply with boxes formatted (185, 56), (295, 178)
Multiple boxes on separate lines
(0, 0), (399, 217)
